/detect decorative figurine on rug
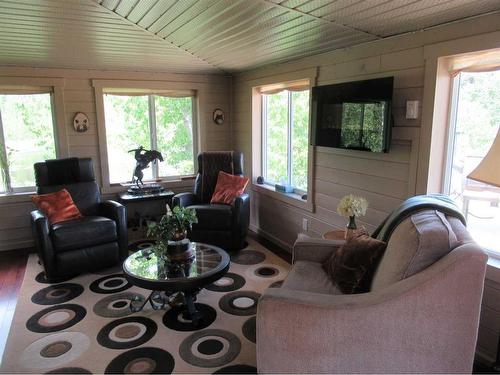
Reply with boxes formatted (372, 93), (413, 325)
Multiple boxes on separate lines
(129, 146), (164, 187)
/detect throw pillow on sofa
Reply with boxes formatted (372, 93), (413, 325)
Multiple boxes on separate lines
(210, 171), (249, 205)
(323, 232), (387, 294)
(31, 188), (83, 224)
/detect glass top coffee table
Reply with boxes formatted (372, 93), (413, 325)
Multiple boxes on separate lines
(123, 242), (230, 322)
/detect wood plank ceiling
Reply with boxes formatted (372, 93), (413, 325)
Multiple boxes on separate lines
(0, 0), (499, 74)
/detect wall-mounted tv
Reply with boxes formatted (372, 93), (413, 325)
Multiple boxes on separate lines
(311, 76), (393, 153)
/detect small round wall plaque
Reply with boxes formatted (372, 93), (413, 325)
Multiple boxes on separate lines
(213, 108), (224, 125)
(73, 112), (89, 133)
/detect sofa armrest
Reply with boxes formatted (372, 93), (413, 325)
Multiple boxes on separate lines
(172, 192), (197, 208)
(100, 200), (128, 260)
(31, 210), (56, 277)
(257, 244), (487, 374)
(292, 233), (345, 264)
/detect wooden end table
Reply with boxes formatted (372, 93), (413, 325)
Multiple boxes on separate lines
(322, 229), (346, 240)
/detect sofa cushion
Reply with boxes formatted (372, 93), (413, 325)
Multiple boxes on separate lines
(323, 234), (387, 294)
(51, 216), (117, 252)
(31, 189), (82, 224)
(283, 260), (343, 295)
(210, 171), (249, 205)
(371, 210), (458, 291)
(189, 204), (233, 231)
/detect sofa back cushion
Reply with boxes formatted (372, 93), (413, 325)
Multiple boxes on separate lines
(371, 210), (458, 291)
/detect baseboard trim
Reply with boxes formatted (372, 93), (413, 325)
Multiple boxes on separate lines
(0, 239), (33, 252)
(249, 224), (292, 253)
(475, 347), (496, 367)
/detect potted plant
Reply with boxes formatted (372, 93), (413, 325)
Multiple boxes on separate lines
(147, 205), (198, 260)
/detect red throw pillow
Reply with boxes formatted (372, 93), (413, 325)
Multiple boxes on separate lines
(210, 171), (249, 205)
(31, 189), (83, 224)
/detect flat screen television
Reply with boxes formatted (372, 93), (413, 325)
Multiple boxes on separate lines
(311, 76), (393, 153)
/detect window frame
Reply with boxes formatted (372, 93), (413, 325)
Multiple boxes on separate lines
(93, 79), (203, 193)
(261, 89), (308, 195)
(250, 68), (317, 213)
(442, 70), (500, 258)
(0, 86), (63, 195)
(103, 93), (197, 183)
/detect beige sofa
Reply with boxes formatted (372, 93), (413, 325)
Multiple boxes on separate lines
(257, 210), (487, 373)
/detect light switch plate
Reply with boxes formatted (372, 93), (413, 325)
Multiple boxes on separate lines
(406, 100), (419, 119)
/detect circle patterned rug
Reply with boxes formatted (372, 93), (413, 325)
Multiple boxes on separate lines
(0, 238), (289, 374)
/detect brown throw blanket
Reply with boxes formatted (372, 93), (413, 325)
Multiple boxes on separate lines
(372, 194), (466, 243)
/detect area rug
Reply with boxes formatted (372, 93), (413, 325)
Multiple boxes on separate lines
(0, 238), (290, 374)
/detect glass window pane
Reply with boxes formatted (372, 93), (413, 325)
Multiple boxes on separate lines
(0, 94), (56, 189)
(265, 91), (288, 185)
(291, 90), (309, 191)
(447, 71), (500, 254)
(103, 95), (151, 184)
(155, 96), (195, 177)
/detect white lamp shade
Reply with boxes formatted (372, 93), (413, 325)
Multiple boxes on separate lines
(467, 129), (500, 188)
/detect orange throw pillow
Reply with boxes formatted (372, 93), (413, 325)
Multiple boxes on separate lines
(210, 171), (249, 205)
(31, 189), (83, 224)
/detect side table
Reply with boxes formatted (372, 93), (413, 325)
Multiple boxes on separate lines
(322, 229), (346, 240)
(118, 190), (175, 239)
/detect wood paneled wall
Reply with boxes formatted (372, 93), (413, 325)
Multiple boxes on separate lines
(0, 67), (232, 251)
(231, 13), (500, 362)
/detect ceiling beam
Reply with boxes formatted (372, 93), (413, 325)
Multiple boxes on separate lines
(260, 0), (383, 39)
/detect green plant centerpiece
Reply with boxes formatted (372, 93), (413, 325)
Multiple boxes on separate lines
(147, 205), (198, 261)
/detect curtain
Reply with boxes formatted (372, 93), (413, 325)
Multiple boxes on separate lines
(450, 48), (500, 77)
(258, 79), (310, 95)
(103, 88), (195, 97)
(0, 86), (52, 94)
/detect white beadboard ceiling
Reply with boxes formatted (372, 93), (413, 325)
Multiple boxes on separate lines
(0, 0), (499, 74)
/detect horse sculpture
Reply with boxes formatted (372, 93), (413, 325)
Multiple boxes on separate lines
(128, 146), (164, 187)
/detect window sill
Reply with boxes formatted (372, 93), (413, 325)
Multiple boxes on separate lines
(0, 191), (35, 204)
(102, 177), (196, 195)
(486, 253), (500, 283)
(251, 183), (313, 212)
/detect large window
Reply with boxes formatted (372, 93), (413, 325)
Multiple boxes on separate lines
(103, 94), (196, 184)
(444, 70), (500, 254)
(262, 89), (310, 193)
(0, 93), (56, 193)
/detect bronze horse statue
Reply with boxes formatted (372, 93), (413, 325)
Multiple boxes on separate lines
(128, 146), (164, 186)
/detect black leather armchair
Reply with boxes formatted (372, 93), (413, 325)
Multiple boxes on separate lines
(172, 151), (250, 251)
(31, 158), (128, 281)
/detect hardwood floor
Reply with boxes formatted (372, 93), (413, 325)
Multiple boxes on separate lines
(0, 249), (29, 365)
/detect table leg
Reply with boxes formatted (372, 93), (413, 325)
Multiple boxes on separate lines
(182, 292), (200, 323)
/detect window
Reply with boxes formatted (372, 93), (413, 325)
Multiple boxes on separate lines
(103, 93), (196, 184)
(444, 70), (500, 254)
(0, 93), (56, 193)
(262, 89), (310, 193)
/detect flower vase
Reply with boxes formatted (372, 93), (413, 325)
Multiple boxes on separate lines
(345, 215), (357, 240)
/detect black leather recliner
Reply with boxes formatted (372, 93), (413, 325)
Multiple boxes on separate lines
(172, 151), (250, 252)
(31, 158), (128, 281)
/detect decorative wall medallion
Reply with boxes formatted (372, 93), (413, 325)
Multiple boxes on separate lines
(213, 108), (224, 125)
(73, 112), (89, 133)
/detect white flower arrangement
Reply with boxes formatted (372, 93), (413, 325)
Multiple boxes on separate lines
(337, 194), (368, 218)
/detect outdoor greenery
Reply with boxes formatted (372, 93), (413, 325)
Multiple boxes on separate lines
(0, 94), (56, 192)
(455, 71), (500, 157)
(103, 94), (194, 184)
(448, 70), (500, 198)
(264, 89), (309, 191)
(340, 102), (385, 152)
